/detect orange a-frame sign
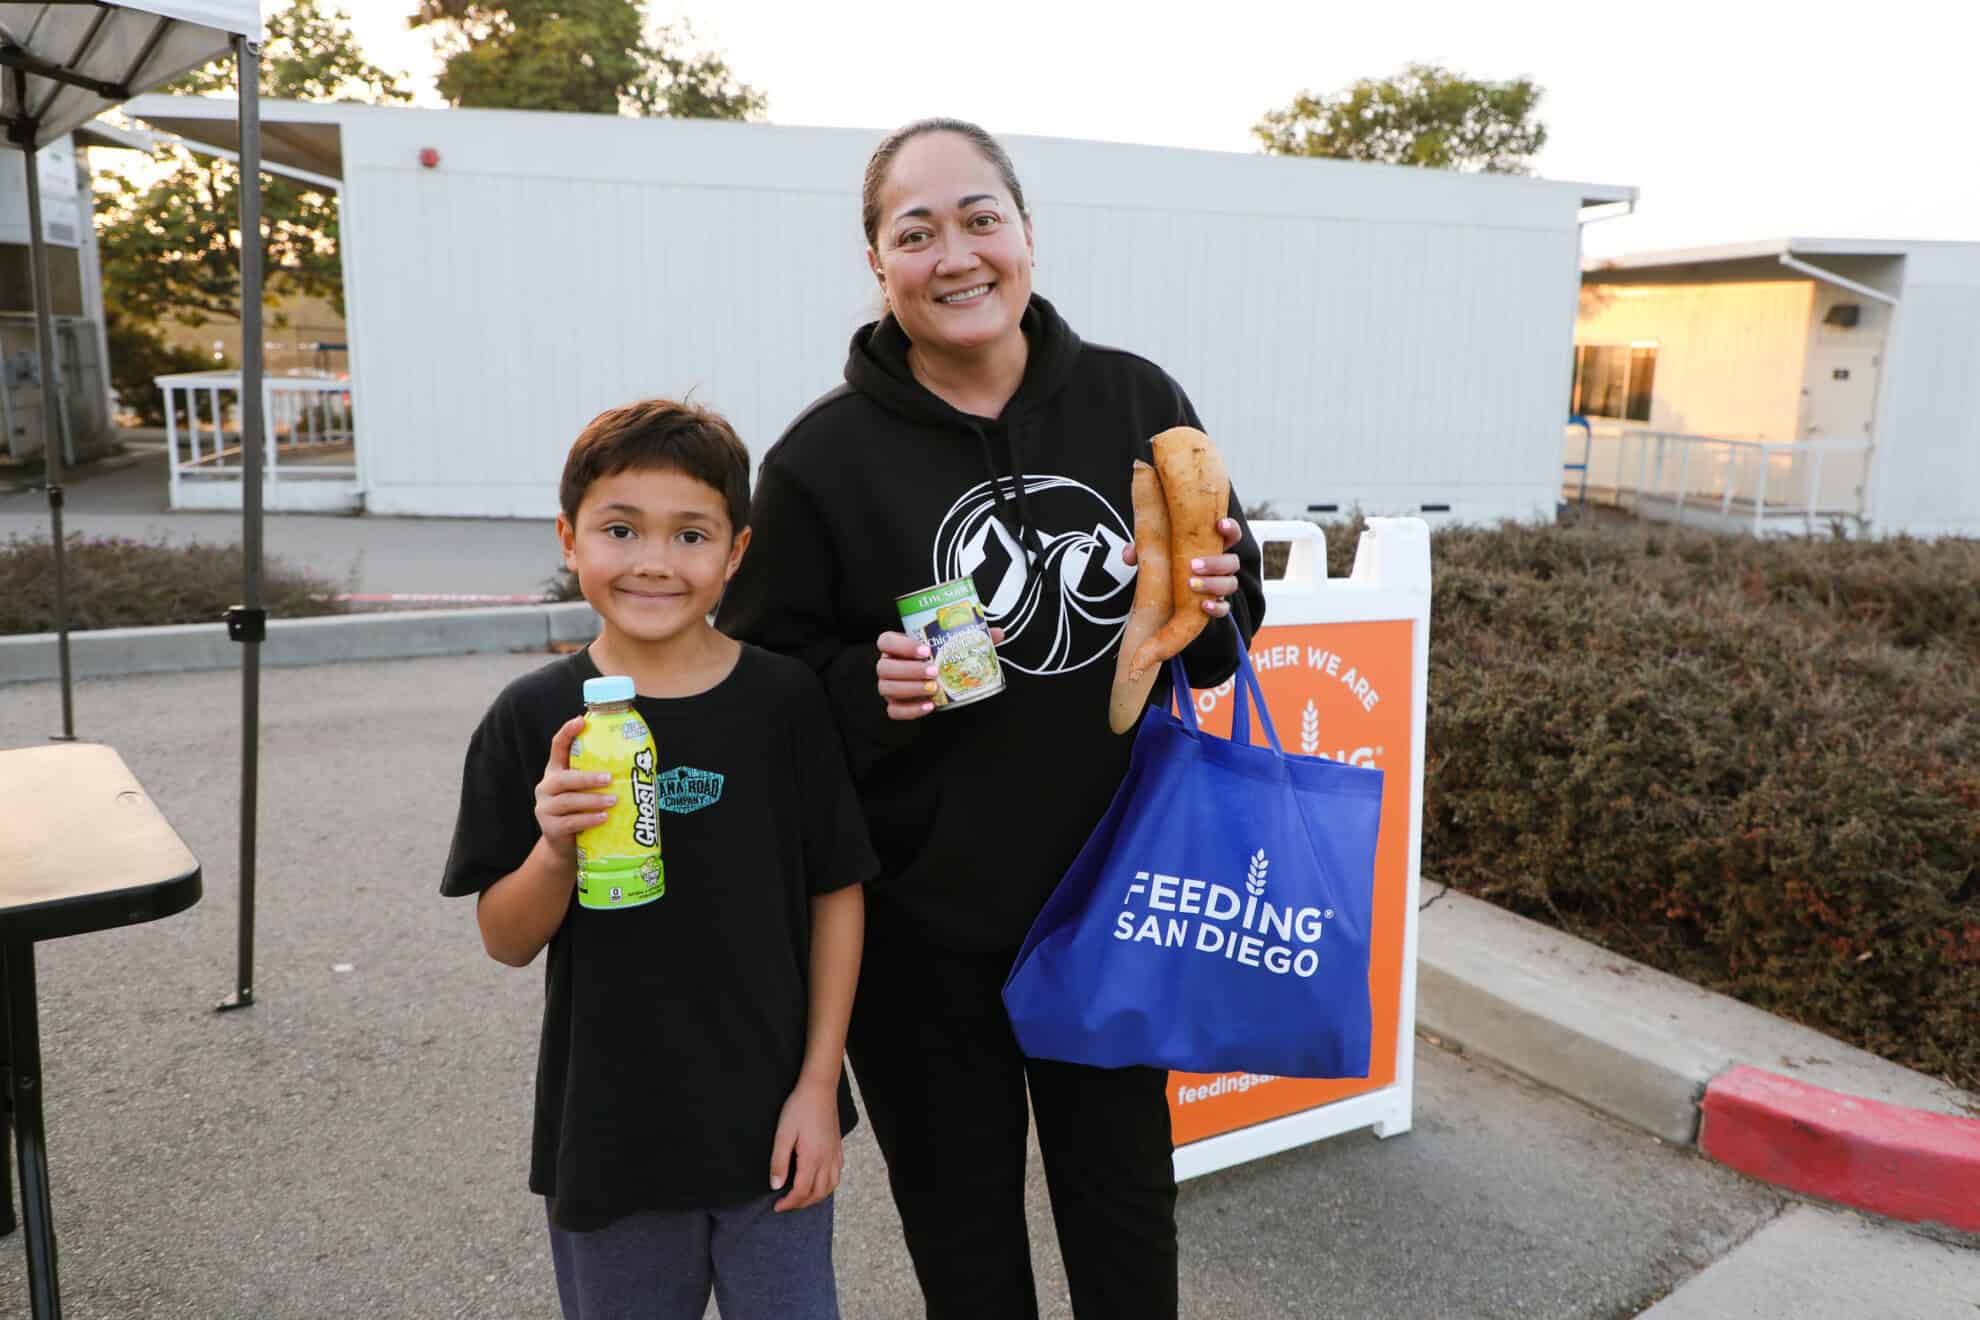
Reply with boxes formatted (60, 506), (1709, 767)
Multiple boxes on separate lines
(1165, 520), (1430, 1177)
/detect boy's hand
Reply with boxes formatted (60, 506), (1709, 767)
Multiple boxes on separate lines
(534, 715), (615, 865)
(769, 1078), (843, 1212)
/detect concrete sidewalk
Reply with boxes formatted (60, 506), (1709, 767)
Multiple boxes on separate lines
(1416, 887), (1980, 1244)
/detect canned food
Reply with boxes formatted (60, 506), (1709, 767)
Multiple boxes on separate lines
(896, 577), (1006, 710)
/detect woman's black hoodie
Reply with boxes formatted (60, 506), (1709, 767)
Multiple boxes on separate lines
(718, 296), (1265, 951)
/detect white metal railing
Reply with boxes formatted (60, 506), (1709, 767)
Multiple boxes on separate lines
(1563, 421), (1870, 536)
(156, 370), (356, 507)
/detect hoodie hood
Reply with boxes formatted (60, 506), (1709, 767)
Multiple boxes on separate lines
(843, 293), (1084, 427)
(844, 295), (1084, 589)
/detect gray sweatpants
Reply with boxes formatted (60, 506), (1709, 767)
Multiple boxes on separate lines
(545, 1193), (838, 1320)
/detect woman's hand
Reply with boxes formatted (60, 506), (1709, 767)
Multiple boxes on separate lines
(1121, 516), (1243, 618)
(876, 627), (1007, 720)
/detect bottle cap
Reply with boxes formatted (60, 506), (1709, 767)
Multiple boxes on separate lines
(583, 675), (636, 704)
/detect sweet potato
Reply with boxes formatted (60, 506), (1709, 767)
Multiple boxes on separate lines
(1108, 461), (1174, 733)
(1128, 426), (1230, 678)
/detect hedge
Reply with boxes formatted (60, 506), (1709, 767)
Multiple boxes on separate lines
(1372, 512), (1979, 1092)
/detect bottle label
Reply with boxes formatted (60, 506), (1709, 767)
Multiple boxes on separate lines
(570, 708), (665, 910)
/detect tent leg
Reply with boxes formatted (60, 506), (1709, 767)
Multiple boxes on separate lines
(219, 36), (265, 1014)
(19, 120), (76, 743)
(0, 970), (14, 1237)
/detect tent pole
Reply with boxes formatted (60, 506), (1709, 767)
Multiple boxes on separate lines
(218, 35), (264, 1013)
(16, 88), (76, 743)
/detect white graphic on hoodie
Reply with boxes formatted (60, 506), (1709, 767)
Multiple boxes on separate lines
(932, 475), (1134, 676)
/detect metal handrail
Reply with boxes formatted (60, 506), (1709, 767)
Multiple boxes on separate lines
(1563, 421), (1870, 535)
(157, 371), (356, 509)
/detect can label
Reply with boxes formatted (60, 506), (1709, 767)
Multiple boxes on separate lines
(896, 577), (1006, 710)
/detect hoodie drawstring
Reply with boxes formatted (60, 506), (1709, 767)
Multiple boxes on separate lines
(972, 420), (1046, 594)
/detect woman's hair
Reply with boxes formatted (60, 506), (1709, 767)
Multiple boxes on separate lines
(861, 117), (1030, 250)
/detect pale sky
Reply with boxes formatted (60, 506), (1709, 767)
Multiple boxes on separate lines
(343, 0), (1975, 260)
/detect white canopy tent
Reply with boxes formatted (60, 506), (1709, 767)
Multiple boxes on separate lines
(2, 5), (263, 1313)
(0, 1), (256, 147)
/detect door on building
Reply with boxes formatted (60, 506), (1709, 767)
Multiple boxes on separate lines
(1798, 345), (1880, 511)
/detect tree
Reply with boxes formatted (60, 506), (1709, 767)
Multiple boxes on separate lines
(94, 1), (408, 333)
(413, 1), (766, 120)
(1254, 63), (1545, 175)
(168, 0), (412, 104)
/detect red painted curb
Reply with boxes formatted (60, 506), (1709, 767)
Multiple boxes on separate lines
(1699, 1064), (1980, 1233)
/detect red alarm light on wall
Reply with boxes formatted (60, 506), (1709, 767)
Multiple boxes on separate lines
(418, 147), (440, 169)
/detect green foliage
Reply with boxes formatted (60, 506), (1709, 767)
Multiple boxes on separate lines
(167, 0), (413, 103)
(413, 2), (765, 120)
(1, 534), (350, 634)
(1255, 63), (1546, 174)
(96, 154), (343, 325)
(103, 305), (225, 425)
(95, 2), (408, 333)
(1409, 513), (1979, 1090)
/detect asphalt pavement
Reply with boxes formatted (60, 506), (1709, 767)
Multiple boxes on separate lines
(1, 652), (1792, 1320)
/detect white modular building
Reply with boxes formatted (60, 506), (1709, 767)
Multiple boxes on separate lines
(128, 95), (1634, 521)
(1574, 240), (1980, 538)
(0, 131), (118, 465)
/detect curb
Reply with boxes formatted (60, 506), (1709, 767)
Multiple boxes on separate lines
(0, 602), (601, 685)
(1700, 1065), (1980, 1234)
(1417, 889), (1978, 1230)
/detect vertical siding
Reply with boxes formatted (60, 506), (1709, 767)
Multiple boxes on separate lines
(1575, 281), (1813, 440)
(340, 111), (1601, 522)
(1871, 252), (1980, 535)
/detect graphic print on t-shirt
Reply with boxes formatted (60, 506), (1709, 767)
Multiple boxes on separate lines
(654, 765), (725, 814)
(930, 475), (1133, 677)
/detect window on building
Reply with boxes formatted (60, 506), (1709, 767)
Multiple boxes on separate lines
(1571, 343), (1657, 422)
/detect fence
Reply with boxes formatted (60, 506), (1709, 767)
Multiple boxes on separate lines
(1563, 421), (1870, 536)
(156, 370), (358, 512)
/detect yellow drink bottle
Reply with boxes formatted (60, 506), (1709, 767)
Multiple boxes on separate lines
(568, 675), (664, 910)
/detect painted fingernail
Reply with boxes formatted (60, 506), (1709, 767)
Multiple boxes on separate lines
(924, 681), (938, 694)
(924, 665), (938, 678)
(1189, 577), (1203, 591)
(922, 702), (935, 713)
(916, 646), (931, 659)
(604, 794), (617, 804)
(1192, 559), (1206, 572)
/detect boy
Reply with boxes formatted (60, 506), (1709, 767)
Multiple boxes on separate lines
(441, 398), (871, 1320)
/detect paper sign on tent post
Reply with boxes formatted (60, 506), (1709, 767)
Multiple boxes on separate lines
(1168, 517), (1431, 1178)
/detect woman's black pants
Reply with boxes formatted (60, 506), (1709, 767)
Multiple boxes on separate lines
(847, 898), (1179, 1320)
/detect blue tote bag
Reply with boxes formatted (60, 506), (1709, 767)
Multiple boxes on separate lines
(1003, 647), (1382, 1078)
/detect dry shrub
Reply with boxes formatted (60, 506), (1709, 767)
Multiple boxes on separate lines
(1, 533), (350, 634)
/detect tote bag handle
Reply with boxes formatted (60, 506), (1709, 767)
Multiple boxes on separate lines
(1168, 629), (1283, 754)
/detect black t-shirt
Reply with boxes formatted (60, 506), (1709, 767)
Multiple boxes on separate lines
(441, 644), (875, 1230)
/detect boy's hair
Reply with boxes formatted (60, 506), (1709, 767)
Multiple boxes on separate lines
(559, 398), (751, 533)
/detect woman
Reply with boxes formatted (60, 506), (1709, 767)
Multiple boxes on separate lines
(718, 118), (1265, 1319)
